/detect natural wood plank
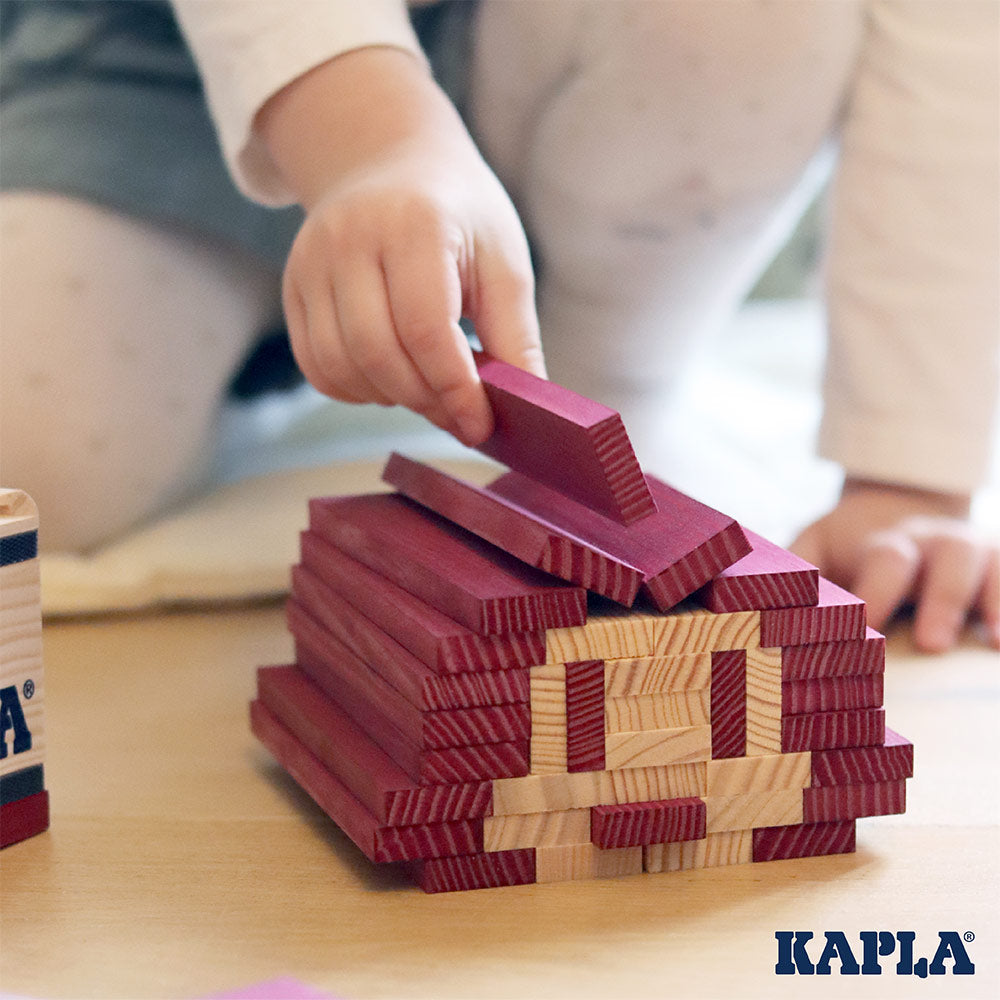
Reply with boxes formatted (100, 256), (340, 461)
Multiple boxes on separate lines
(604, 652), (712, 697)
(535, 843), (643, 882)
(604, 725), (712, 770)
(605, 690), (710, 733)
(483, 808), (592, 852)
(745, 647), (783, 756)
(529, 663), (567, 774)
(706, 751), (812, 798)
(704, 788), (804, 834)
(644, 830), (753, 872)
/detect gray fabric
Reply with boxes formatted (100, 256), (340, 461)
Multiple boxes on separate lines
(0, 0), (477, 268)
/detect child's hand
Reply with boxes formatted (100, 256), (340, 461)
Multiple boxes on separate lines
(791, 478), (999, 652)
(256, 47), (543, 446)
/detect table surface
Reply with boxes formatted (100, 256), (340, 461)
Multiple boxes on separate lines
(2, 602), (998, 1000)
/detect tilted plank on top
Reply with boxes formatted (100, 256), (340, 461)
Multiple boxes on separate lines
(473, 351), (657, 525)
(309, 493), (586, 636)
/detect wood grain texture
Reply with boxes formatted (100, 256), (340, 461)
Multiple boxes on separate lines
(752, 819), (856, 862)
(809, 727), (914, 787)
(802, 779), (907, 822)
(696, 529), (818, 612)
(0, 788), (48, 849)
(782, 674), (885, 716)
(604, 652), (711, 697)
(782, 708), (886, 753)
(759, 578), (866, 647)
(409, 848), (536, 893)
(491, 762), (707, 816)
(383, 454), (643, 604)
(706, 751), (812, 798)
(710, 650), (746, 760)
(544, 602), (759, 664)
(529, 663), (567, 774)
(0, 489), (38, 539)
(591, 796), (706, 848)
(535, 843), (643, 882)
(565, 659), (606, 772)
(483, 808), (592, 852)
(604, 725), (712, 770)
(488, 470), (751, 610)
(309, 493), (586, 636)
(780, 628), (885, 681)
(473, 351), (657, 525)
(256, 665), (492, 825)
(745, 647), (784, 756)
(299, 530), (546, 674)
(644, 830), (752, 872)
(604, 690), (710, 733)
(704, 788), (803, 834)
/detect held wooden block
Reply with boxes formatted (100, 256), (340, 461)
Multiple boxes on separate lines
(752, 819), (856, 862)
(604, 690), (710, 733)
(0, 788), (49, 849)
(782, 708), (886, 753)
(473, 350), (657, 525)
(565, 659), (606, 772)
(491, 762), (707, 816)
(529, 663), (567, 774)
(644, 830), (752, 872)
(745, 647), (784, 756)
(545, 602), (759, 664)
(309, 493), (586, 636)
(490, 471), (751, 611)
(604, 652), (712, 697)
(535, 843), (643, 882)
(591, 796), (706, 848)
(781, 628), (886, 681)
(759, 578), (866, 647)
(256, 666), (493, 825)
(383, 454), (644, 605)
(810, 727), (914, 787)
(604, 725), (713, 770)
(706, 751), (812, 798)
(704, 788), (804, 834)
(782, 674), (885, 716)
(696, 529), (819, 613)
(483, 808), (592, 852)
(802, 780), (907, 822)
(299, 530), (546, 674)
(409, 848), (536, 893)
(710, 650), (746, 760)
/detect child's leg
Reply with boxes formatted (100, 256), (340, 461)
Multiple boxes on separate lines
(0, 192), (281, 552)
(469, 0), (863, 456)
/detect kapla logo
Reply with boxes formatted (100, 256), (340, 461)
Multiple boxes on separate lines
(775, 931), (975, 978)
(0, 684), (33, 759)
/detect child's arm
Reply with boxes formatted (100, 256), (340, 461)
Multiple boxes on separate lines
(792, 479), (999, 652)
(254, 46), (543, 446)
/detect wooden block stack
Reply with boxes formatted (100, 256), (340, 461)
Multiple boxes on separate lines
(1, 489), (49, 849)
(250, 356), (912, 892)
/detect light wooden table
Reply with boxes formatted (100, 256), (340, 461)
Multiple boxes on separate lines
(2, 603), (997, 1000)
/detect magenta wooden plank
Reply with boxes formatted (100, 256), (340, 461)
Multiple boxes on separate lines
(565, 659), (607, 773)
(781, 707), (885, 753)
(290, 593), (530, 713)
(383, 453), (643, 604)
(696, 529), (819, 612)
(299, 530), (546, 674)
(591, 796), (706, 849)
(473, 351), (657, 525)
(419, 741), (529, 785)
(711, 649), (747, 759)
(292, 567), (530, 734)
(251, 700), (483, 863)
(781, 629), (885, 681)
(410, 847), (537, 893)
(256, 666), (493, 825)
(309, 493), (586, 635)
(810, 727), (914, 788)
(490, 471), (751, 611)
(760, 577), (866, 647)
(752, 819), (856, 862)
(803, 779), (907, 823)
(782, 674), (885, 716)
(0, 789), (49, 849)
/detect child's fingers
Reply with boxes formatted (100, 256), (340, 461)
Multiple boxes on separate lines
(852, 528), (921, 632)
(973, 548), (1000, 648)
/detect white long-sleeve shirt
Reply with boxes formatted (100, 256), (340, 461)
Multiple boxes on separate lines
(173, 0), (999, 496)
